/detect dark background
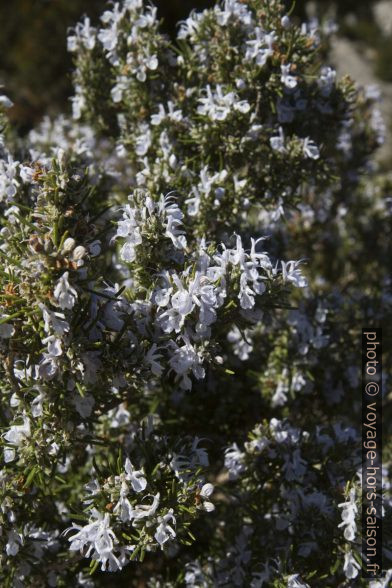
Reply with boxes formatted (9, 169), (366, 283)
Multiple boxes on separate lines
(0, 0), (388, 133)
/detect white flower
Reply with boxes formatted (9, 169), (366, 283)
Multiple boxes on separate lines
(197, 85), (250, 122)
(108, 404), (131, 428)
(131, 492), (160, 520)
(151, 101), (183, 125)
(245, 29), (277, 66)
(370, 569), (392, 588)
(281, 64), (297, 89)
(98, 25), (119, 53)
(239, 273), (256, 309)
(272, 377), (289, 407)
(214, 0), (252, 26)
(168, 340), (205, 390)
(111, 76), (129, 103)
(343, 551), (361, 580)
(116, 202), (143, 262)
(245, 436), (269, 454)
(39, 304), (69, 336)
(171, 288), (194, 317)
(185, 560), (209, 587)
(38, 353), (59, 380)
(116, 204), (137, 237)
(124, 0), (143, 13)
(338, 488), (357, 541)
(66, 509), (122, 572)
(42, 335), (63, 357)
(145, 344), (164, 376)
(185, 166), (228, 216)
(20, 165), (35, 183)
(270, 127), (286, 153)
(0, 95), (13, 109)
(228, 326), (253, 360)
(67, 17), (96, 52)
(54, 272), (78, 310)
(71, 91), (85, 120)
(0, 155), (19, 201)
(31, 391), (46, 418)
(135, 125), (152, 156)
(170, 437), (209, 481)
(6, 530), (23, 556)
(303, 137), (320, 159)
(113, 480), (134, 522)
(154, 285), (173, 307)
(162, 194), (187, 249)
(120, 233), (142, 262)
(177, 11), (203, 40)
(371, 108), (386, 145)
(146, 54), (158, 71)
(3, 416), (31, 463)
(281, 260), (308, 288)
(124, 458), (147, 493)
(155, 509), (176, 546)
(134, 5), (157, 29)
(4, 204), (20, 224)
(318, 66), (336, 97)
(49, 442), (60, 456)
(287, 575), (310, 588)
(199, 483), (215, 512)
(225, 443), (246, 480)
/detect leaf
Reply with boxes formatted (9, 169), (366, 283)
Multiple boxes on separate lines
(89, 559), (99, 575)
(130, 544), (141, 561)
(23, 466), (38, 488)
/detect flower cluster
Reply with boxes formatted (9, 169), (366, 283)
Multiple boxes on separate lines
(0, 0), (391, 586)
(64, 430), (215, 572)
(69, 0), (381, 243)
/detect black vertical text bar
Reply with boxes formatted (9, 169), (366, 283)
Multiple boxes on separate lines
(362, 328), (382, 578)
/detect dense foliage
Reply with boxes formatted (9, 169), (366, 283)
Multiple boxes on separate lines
(0, 1), (390, 586)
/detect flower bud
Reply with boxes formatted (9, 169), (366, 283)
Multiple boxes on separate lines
(0, 95), (13, 109)
(281, 15), (290, 28)
(89, 241), (101, 257)
(169, 154), (177, 169)
(62, 238), (76, 254)
(72, 245), (87, 260)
